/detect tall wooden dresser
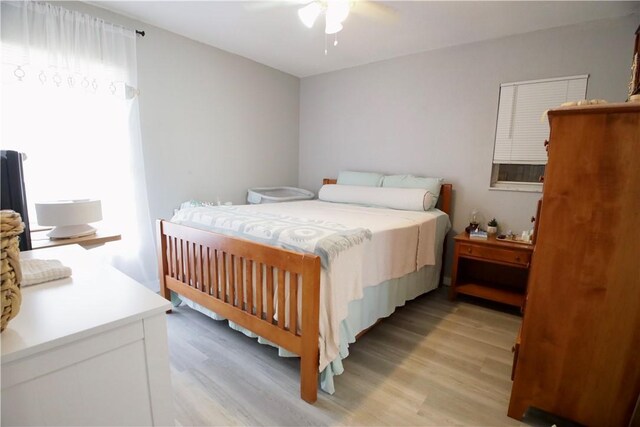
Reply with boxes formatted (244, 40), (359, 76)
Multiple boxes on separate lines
(508, 103), (640, 426)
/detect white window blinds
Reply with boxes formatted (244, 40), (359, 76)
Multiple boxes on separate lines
(493, 75), (588, 165)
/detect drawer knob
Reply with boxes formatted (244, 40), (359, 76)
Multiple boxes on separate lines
(515, 256), (521, 261)
(467, 248), (472, 254)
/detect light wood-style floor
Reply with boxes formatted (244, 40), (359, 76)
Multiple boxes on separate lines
(166, 288), (523, 426)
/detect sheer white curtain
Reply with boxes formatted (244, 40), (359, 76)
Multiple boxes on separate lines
(1, 1), (157, 288)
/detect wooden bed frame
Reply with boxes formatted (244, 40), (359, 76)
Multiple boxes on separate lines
(156, 180), (452, 403)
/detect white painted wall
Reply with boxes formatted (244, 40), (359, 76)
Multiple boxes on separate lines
(62, 2), (300, 223)
(299, 14), (638, 271)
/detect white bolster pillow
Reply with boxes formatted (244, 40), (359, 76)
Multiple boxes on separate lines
(318, 184), (434, 211)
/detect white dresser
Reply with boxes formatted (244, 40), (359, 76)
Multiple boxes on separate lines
(1, 245), (174, 426)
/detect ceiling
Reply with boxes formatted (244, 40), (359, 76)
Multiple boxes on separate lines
(92, 1), (639, 78)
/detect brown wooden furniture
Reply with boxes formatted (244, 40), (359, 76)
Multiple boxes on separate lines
(30, 227), (121, 250)
(449, 232), (533, 308)
(508, 103), (640, 426)
(157, 220), (321, 403)
(157, 180), (453, 403)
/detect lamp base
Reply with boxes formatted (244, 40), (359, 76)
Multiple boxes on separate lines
(47, 224), (97, 240)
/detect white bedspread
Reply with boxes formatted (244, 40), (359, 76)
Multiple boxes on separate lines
(172, 200), (450, 371)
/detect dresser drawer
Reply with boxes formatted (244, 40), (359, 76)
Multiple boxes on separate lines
(458, 243), (530, 267)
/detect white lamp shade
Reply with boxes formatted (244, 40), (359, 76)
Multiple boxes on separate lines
(298, 2), (321, 28)
(36, 200), (102, 239)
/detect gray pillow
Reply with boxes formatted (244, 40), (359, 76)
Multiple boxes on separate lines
(337, 171), (384, 187)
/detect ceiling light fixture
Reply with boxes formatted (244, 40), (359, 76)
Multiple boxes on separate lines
(298, 0), (351, 35)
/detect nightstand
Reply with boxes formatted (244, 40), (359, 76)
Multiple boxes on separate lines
(449, 232), (533, 309)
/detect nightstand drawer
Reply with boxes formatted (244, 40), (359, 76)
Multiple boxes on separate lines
(458, 243), (530, 267)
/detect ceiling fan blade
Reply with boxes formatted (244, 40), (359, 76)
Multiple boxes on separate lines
(351, 0), (399, 24)
(243, 0), (309, 12)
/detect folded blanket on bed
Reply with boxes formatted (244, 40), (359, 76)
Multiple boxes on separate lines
(171, 205), (372, 268)
(20, 259), (72, 286)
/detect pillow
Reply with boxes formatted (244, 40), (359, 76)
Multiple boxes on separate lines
(337, 171), (384, 187)
(318, 184), (433, 212)
(382, 174), (443, 209)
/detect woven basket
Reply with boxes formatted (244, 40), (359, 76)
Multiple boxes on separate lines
(1, 210), (24, 332)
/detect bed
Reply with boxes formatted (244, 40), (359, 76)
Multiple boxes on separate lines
(156, 179), (452, 403)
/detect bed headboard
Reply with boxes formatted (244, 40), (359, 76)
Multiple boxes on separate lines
(321, 178), (453, 217)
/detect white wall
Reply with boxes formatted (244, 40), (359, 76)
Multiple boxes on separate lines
(299, 13), (638, 272)
(50, 3), (638, 281)
(64, 2), (300, 223)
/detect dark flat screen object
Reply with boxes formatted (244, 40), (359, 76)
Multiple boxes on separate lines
(1, 150), (32, 251)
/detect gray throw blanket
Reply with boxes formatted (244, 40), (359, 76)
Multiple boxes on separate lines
(171, 205), (372, 268)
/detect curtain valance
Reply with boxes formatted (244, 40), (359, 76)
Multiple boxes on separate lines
(1, 1), (137, 96)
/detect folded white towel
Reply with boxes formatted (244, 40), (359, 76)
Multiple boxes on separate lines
(20, 259), (72, 287)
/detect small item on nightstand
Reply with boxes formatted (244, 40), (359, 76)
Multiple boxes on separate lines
(469, 229), (488, 240)
(465, 208), (483, 234)
(497, 231), (533, 244)
(487, 218), (498, 235)
(465, 222), (479, 234)
(497, 231), (514, 241)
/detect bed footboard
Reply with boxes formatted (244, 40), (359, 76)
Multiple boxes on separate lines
(156, 220), (321, 403)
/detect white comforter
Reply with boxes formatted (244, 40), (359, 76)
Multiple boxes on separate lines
(172, 200), (449, 370)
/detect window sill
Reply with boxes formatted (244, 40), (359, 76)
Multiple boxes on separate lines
(489, 183), (543, 193)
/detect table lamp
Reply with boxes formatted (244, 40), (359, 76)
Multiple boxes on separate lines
(35, 199), (102, 239)
(465, 208), (485, 234)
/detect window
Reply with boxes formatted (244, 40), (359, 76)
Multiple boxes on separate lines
(490, 75), (588, 191)
(1, 1), (156, 287)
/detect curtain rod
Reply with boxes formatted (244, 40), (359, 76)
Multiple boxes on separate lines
(136, 30), (145, 37)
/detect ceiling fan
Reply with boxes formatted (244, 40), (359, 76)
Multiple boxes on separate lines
(246, 1), (398, 35)
(244, 0), (397, 54)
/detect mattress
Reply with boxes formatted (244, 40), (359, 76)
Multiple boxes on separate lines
(172, 200), (451, 390)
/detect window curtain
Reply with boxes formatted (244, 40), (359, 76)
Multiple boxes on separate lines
(1, 1), (157, 288)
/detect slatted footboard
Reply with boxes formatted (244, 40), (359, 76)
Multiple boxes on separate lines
(156, 220), (321, 403)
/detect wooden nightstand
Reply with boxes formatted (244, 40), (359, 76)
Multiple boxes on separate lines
(449, 232), (533, 309)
